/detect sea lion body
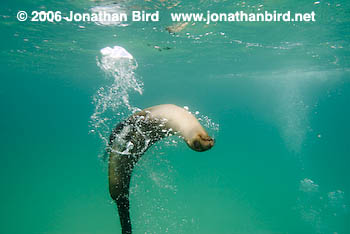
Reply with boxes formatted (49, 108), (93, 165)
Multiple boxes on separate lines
(108, 104), (214, 234)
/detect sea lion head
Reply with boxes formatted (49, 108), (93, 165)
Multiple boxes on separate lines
(187, 132), (215, 152)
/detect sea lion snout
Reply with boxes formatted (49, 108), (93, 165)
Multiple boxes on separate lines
(190, 134), (215, 152)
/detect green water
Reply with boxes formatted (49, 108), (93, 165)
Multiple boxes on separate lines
(1, 0), (350, 233)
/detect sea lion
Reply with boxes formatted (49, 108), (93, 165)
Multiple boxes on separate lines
(108, 104), (215, 234)
(166, 22), (189, 34)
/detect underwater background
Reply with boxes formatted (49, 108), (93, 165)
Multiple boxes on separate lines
(1, 0), (349, 233)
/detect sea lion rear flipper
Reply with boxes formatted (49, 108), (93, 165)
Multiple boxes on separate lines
(109, 153), (136, 234)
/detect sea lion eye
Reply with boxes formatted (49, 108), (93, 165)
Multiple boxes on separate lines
(193, 139), (201, 149)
